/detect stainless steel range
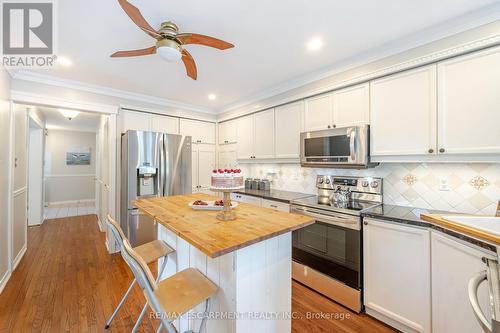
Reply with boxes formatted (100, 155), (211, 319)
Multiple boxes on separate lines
(290, 175), (383, 313)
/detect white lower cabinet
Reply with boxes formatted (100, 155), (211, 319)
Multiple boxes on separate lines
(363, 218), (431, 333)
(431, 231), (493, 333)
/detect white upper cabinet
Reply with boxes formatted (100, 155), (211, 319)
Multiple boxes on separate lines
(121, 110), (178, 134)
(370, 65), (437, 156)
(236, 115), (254, 159)
(431, 231), (492, 333)
(180, 119), (216, 144)
(150, 114), (179, 134)
(275, 101), (304, 159)
(253, 109), (275, 159)
(437, 46), (500, 155)
(236, 110), (275, 160)
(218, 119), (237, 145)
(332, 83), (370, 127)
(364, 218), (431, 333)
(121, 110), (151, 132)
(304, 93), (332, 131)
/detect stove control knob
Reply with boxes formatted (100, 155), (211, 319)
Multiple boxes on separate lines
(325, 179), (331, 184)
(370, 181), (379, 188)
(318, 178), (324, 184)
(362, 180), (369, 187)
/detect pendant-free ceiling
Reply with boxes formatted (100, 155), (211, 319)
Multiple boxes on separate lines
(110, 0), (235, 80)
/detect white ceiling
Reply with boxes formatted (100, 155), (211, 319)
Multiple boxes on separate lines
(34, 106), (101, 132)
(19, 0), (500, 111)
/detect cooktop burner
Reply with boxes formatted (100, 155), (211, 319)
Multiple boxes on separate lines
(291, 195), (379, 215)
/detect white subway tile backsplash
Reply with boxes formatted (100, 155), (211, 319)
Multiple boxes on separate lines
(240, 163), (500, 215)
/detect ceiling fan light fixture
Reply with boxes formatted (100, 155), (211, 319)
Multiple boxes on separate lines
(156, 39), (182, 62)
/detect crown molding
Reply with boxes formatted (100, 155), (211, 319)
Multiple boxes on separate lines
(218, 4), (500, 115)
(11, 71), (216, 115)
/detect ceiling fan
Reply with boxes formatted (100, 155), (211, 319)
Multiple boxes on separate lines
(111, 0), (234, 80)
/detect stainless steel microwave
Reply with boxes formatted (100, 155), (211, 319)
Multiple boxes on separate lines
(300, 125), (377, 168)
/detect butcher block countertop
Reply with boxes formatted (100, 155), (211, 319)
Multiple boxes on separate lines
(421, 214), (500, 245)
(133, 193), (315, 258)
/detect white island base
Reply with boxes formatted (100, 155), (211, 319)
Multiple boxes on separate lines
(158, 224), (293, 333)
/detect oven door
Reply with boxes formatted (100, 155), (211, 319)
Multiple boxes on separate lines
(300, 125), (369, 167)
(291, 206), (361, 289)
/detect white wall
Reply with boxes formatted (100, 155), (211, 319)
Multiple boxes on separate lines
(0, 67), (11, 293)
(45, 129), (97, 203)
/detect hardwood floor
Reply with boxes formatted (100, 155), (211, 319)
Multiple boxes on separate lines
(0, 215), (397, 333)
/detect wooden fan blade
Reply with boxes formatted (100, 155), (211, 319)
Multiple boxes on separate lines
(176, 33), (234, 50)
(181, 49), (197, 80)
(117, 0), (161, 39)
(111, 46), (157, 57)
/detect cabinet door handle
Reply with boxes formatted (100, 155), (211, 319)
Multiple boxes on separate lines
(332, 124), (336, 128)
(428, 148), (434, 154)
(270, 205), (278, 208)
(439, 148), (445, 153)
(327, 125), (331, 129)
(363, 221), (368, 225)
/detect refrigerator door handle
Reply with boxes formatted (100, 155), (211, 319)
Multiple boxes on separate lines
(159, 134), (165, 197)
(468, 269), (492, 333)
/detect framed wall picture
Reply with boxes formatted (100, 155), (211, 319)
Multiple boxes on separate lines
(66, 146), (91, 165)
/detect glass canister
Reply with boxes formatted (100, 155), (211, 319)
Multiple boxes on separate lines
(245, 178), (253, 189)
(251, 179), (260, 190)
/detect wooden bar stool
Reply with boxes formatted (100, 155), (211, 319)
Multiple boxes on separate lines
(120, 236), (218, 333)
(106, 215), (174, 332)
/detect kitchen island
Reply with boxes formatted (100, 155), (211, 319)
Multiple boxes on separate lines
(134, 193), (314, 333)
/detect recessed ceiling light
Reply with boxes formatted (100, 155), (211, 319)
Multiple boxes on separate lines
(58, 109), (80, 120)
(208, 94), (217, 100)
(57, 56), (73, 67)
(307, 37), (323, 52)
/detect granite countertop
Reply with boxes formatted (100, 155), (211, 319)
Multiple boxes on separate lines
(234, 188), (314, 204)
(133, 193), (314, 258)
(361, 204), (451, 227)
(362, 204), (497, 251)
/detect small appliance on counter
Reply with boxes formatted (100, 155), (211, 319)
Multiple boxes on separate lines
(290, 175), (383, 313)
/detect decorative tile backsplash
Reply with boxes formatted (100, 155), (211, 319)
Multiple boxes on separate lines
(240, 163), (500, 215)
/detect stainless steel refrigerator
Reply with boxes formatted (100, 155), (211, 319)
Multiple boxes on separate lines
(121, 130), (191, 247)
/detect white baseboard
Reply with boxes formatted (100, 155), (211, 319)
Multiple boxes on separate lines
(45, 199), (95, 206)
(12, 245), (27, 271)
(0, 270), (12, 295)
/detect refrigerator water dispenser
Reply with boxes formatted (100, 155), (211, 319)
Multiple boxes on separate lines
(137, 165), (157, 196)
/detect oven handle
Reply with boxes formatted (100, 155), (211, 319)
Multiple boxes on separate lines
(290, 206), (360, 230)
(350, 130), (356, 161)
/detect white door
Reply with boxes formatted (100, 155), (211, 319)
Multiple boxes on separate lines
(370, 65), (437, 156)
(218, 120), (237, 145)
(437, 46), (500, 154)
(236, 115), (254, 159)
(253, 109), (275, 159)
(150, 114), (179, 134)
(332, 83), (370, 127)
(304, 93), (333, 131)
(364, 218), (431, 333)
(120, 110), (151, 133)
(275, 101), (303, 159)
(180, 119), (216, 144)
(197, 146), (216, 190)
(431, 231), (492, 333)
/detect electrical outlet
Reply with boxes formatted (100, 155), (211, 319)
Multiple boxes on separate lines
(439, 178), (450, 191)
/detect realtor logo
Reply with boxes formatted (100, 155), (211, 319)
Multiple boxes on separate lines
(1, 0), (57, 67)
